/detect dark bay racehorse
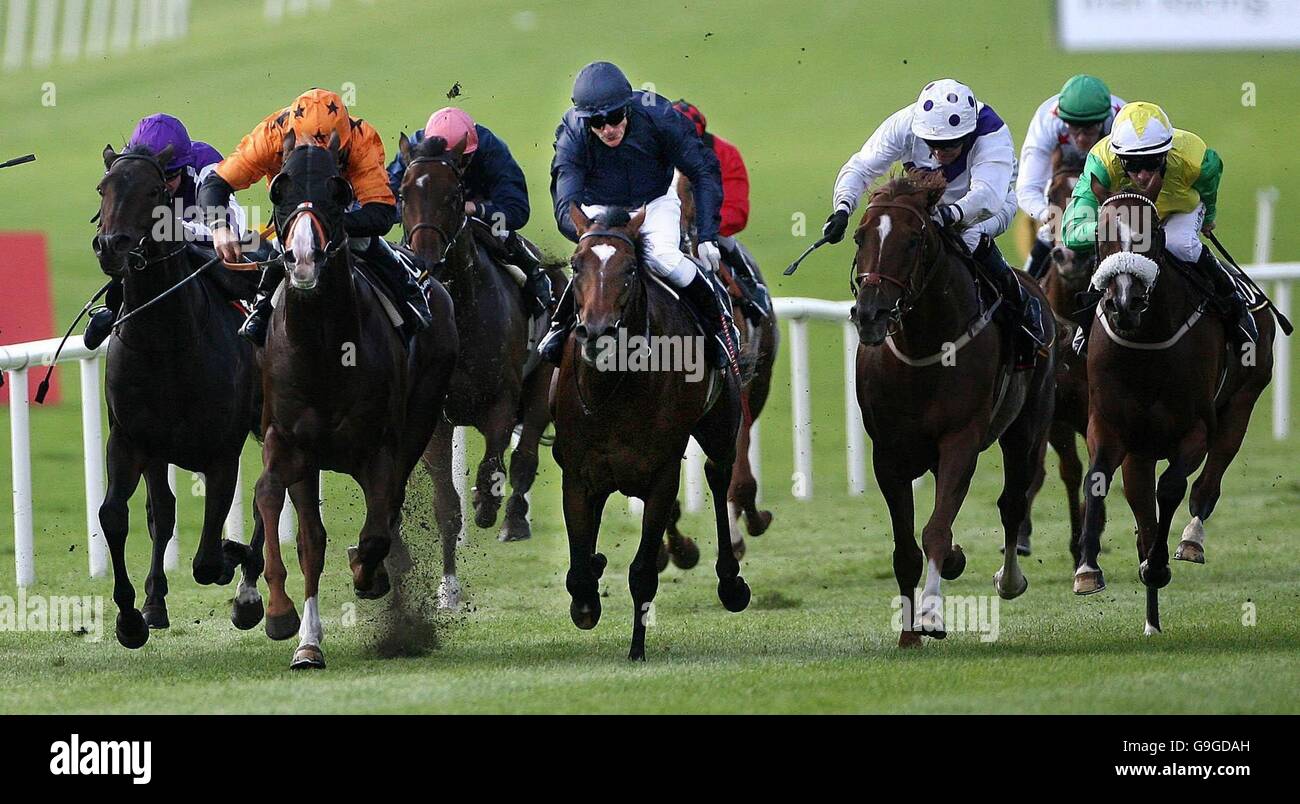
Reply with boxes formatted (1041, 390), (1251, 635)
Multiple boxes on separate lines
(850, 172), (1056, 647)
(397, 133), (563, 608)
(94, 143), (265, 648)
(1076, 176), (1274, 634)
(1022, 148), (1098, 558)
(253, 132), (458, 668)
(552, 205), (749, 660)
(670, 172), (778, 566)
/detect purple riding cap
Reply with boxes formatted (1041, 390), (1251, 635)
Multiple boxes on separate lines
(127, 113), (195, 173)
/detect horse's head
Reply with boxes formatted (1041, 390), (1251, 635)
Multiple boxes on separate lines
(849, 171), (944, 346)
(1090, 172), (1163, 335)
(567, 203), (647, 365)
(270, 130), (354, 291)
(1047, 149), (1091, 282)
(93, 143), (175, 276)
(398, 132), (468, 271)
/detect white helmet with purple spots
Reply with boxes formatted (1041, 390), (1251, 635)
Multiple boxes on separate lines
(911, 78), (979, 140)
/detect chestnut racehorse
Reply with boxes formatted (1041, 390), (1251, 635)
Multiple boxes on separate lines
(551, 205), (750, 661)
(253, 133), (458, 668)
(1075, 175), (1274, 634)
(849, 172), (1057, 647)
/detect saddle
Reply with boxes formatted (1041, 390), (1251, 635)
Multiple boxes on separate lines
(467, 217), (536, 291)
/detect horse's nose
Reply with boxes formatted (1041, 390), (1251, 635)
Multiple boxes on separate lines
(93, 233), (132, 257)
(1052, 246), (1069, 263)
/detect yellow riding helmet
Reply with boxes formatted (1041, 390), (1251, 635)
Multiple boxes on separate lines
(1109, 102), (1174, 156)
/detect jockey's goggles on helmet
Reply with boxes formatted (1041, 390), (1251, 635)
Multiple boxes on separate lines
(587, 106), (628, 130)
(1119, 153), (1166, 173)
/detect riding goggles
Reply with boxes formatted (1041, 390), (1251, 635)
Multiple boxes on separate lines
(587, 106), (628, 130)
(1119, 153), (1166, 174)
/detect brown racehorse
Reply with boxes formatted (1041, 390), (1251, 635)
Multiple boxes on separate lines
(1075, 175), (1274, 634)
(252, 132), (458, 668)
(1021, 148), (1099, 559)
(551, 205), (749, 660)
(670, 172), (778, 567)
(397, 133), (564, 608)
(850, 172), (1056, 647)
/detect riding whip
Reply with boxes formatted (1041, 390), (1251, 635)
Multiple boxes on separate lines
(784, 235), (832, 276)
(110, 253), (223, 332)
(1206, 230), (1294, 335)
(0, 153), (35, 170)
(30, 280), (113, 404)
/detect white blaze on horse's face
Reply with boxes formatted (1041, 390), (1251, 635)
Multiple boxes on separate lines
(876, 214), (892, 261)
(591, 244), (616, 268)
(288, 212), (319, 290)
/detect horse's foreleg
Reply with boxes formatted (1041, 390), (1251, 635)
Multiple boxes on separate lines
(1050, 422), (1086, 566)
(254, 428), (298, 641)
(1121, 455), (1160, 635)
(1077, 423), (1124, 595)
(731, 418), (772, 547)
(350, 449), (398, 600)
(501, 368), (552, 542)
(193, 460), (239, 587)
(424, 420), (462, 609)
(874, 455), (921, 648)
(101, 432), (146, 648)
(140, 462), (176, 629)
(289, 473), (327, 669)
(563, 476), (609, 631)
(1012, 425), (1049, 557)
(1183, 384), (1263, 564)
(705, 454), (750, 616)
(231, 501), (267, 631)
(472, 399), (515, 530)
(918, 434), (981, 638)
(628, 468), (679, 661)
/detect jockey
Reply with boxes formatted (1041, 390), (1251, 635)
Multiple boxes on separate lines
(1016, 75), (1125, 279)
(1062, 101), (1258, 347)
(385, 107), (551, 316)
(822, 78), (1046, 368)
(542, 60), (733, 367)
(84, 113), (246, 349)
(199, 88), (432, 345)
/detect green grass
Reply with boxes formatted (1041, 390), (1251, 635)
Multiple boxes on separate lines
(1, 0), (1298, 713)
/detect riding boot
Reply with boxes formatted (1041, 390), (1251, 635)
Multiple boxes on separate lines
(538, 280), (576, 365)
(1025, 236), (1052, 281)
(679, 268), (737, 370)
(1195, 245), (1258, 348)
(363, 237), (433, 336)
(506, 231), (552, 317)
(238, 265), (282, 347)
(718, 236), (770, 323)
(975, 236), (1046, 370)
(83, 278), (124, 349)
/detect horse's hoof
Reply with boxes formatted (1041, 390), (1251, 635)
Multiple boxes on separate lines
(115, 609), (149, 649)
(1138, 560), (1171, 589)
(669, 537), (700, 570)
(192, 558), (225, 586)
(745, 510), (773, 537)
(265, 608), (300, 641)
(230, 596), (265, 631)
(591, 552), (608, 579)
(473, 501), (500, 530)
(1073, 569), (1106, 595)
(498, 515), (532, 542)
(437, 575), (461, 610)
(570, 598), (601, 630)
(898, 630), (924, 649)
(290, 644), (326, 670)
(1016, 540), (1032, 557)
(718, 576), (751, 612)
(628, 644), (646, 662)
(656, 540), (670, 573)
(1174, 540), (1205, 564)
(941, 544), (966, 580)
(141, 603), (170, 629)
(731, 538), (747, 561)
(349, 546), (391, 600)
(994, 567), (1028, 600)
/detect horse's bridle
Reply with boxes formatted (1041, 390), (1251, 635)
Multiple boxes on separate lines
(1095, 191), (1163, 310)
(850, 201), (940, 332)
(400, 155), (468, 270)
(276, 200), (346, 269)
(96, 152), (185, 271)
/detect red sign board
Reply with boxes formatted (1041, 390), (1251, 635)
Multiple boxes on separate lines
(0, 232), (58, 405)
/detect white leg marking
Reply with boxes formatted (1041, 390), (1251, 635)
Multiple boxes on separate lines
(727, 500), (743, 547)
(1180, 516), (1206, 547)
(438, 573), (461, 610)
(1075, 562), (1100, 576)
(1144, 620), (1161, 636)
(235, 577), (261, 605)
(297, 596), (322, 649)
(919, 558), (944, 632)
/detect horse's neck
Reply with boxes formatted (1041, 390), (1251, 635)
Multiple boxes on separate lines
(1137, 255), (1199, 337)
(895, 249), (979, 352)
(283, 251), (359, 349)
(119, 241), (203, 345)
(441, 234), (481, 295)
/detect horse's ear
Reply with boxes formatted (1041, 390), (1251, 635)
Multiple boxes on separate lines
(102, 144), (117, 170)
(282, 129), (297, 160)
(569, 202), (591, 235)
(1090, 173), (1111, 205)
(627, 205), (647, 233)
(329, 176), (354, 209)
(156, 144), (175, 172)
(398, 132), (412, 162)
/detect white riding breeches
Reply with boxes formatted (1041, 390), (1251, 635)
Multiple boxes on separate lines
(1163, 202), (1206, 263)
(581, 190), (697, 288)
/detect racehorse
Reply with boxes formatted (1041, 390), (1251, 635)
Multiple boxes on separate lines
(669, 171), (778, 567)
(1021, 148), (1098, 559)
(1075, 175), (1274, 634)
(94, 143), (266, 648)
(551, 205), (750, 660)
(397, 132), (564, 608)
(850, 171), (1057, 647)
(252, 131), (458, 668)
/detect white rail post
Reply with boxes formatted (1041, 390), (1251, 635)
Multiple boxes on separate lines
(163, 464), (179, 569)
(30, 0), (58, 68)
(684, 438), (705, 512)
(748, 419), (762, 504)
(79, 357), (108, 577)
(789, 318), (812, 499)
(452, 426), (468, 543)
(843, 320), (866, 495)
(1255, 188), (1289, 441)
(60, 0), (87, 64)
(8, 368), (35, 587)
(3, 0), (30, 73)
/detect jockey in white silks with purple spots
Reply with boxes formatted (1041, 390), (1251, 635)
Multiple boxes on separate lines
(821, 78), (1046, 368)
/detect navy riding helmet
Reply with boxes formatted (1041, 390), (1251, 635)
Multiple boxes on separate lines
(572, 61), (634, 117)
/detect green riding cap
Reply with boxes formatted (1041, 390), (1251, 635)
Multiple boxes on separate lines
(1058, 74), (1113, 125)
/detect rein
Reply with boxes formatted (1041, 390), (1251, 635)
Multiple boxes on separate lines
(850, 200), (950, 345)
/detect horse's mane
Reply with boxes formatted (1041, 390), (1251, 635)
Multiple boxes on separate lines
(582, 206), (649, 265)
(855, 171), (946, 237)
(1053, 148), (1085, 173)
